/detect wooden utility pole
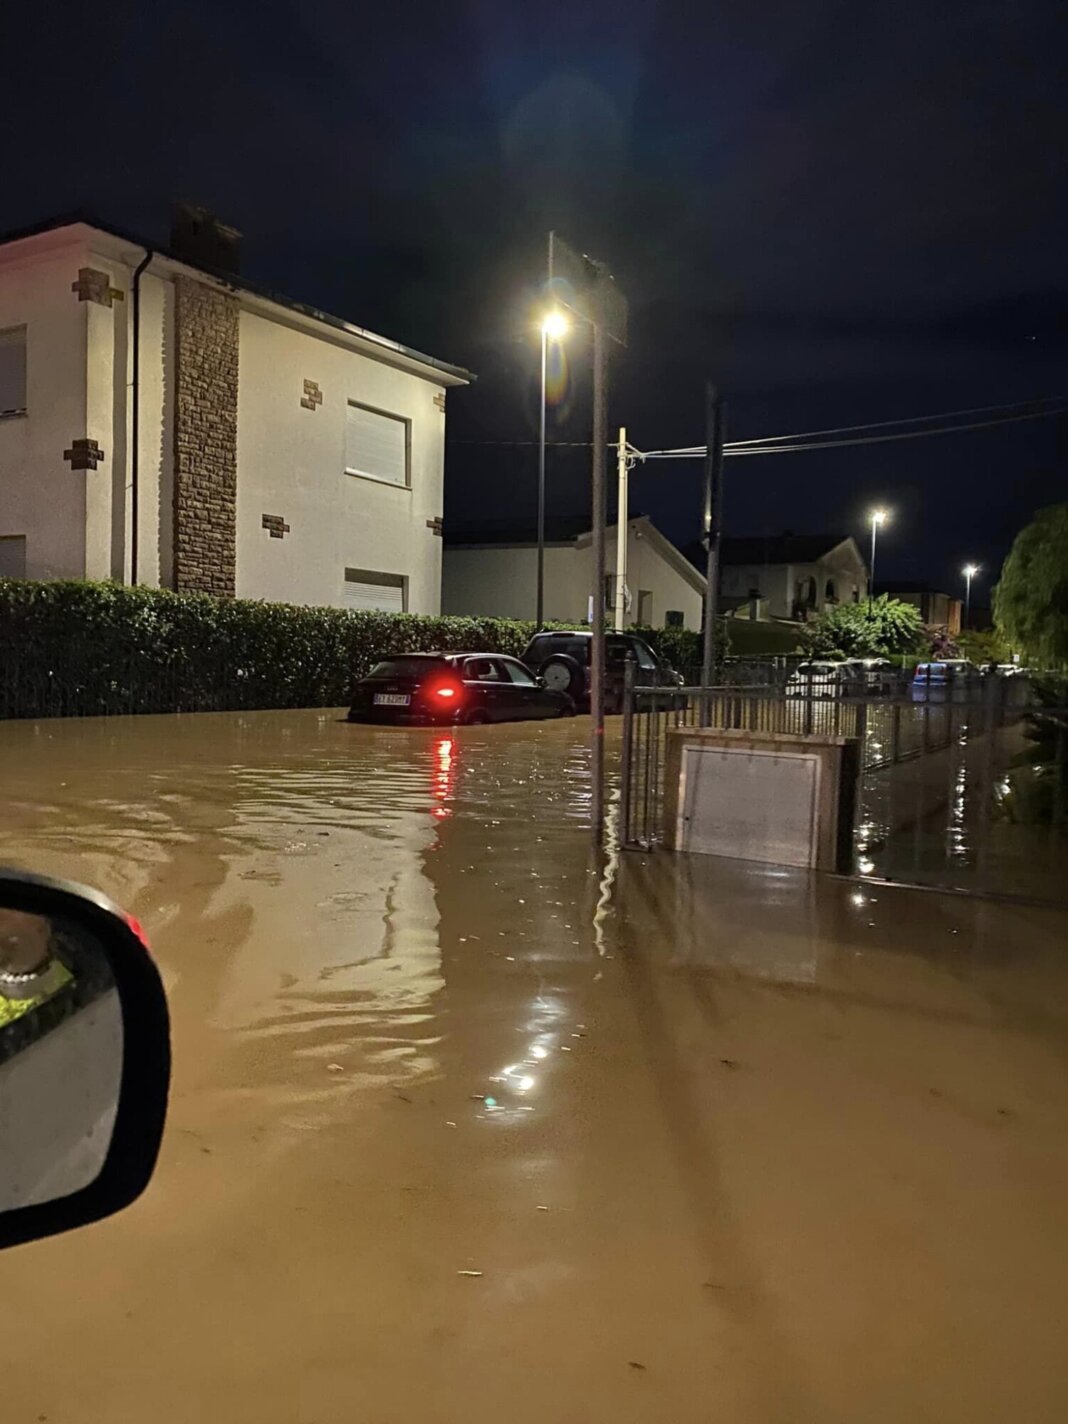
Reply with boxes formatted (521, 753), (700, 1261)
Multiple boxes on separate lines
(700, 384), (726, 693)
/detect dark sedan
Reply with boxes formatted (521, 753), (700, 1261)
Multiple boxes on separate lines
(348, 653), (575, 725)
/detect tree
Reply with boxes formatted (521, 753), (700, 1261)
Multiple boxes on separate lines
(994, 504), (1068, 669)
(957, 627), (1009, 666)
(801, 594), (926, 658)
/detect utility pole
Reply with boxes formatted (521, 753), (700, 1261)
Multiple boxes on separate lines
(590, 323), (608, 835)
(700, 384), (726, 694)
(536, 321), (547, 628)
(614, 426), (628, 631)
(547, 232), (626, 842)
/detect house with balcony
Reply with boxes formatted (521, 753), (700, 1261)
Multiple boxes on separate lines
(0, 207), (471, 610)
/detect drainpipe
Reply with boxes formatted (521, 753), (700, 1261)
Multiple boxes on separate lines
(129, 248), (154, 584)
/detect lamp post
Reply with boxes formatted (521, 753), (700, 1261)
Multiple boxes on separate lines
(536, 310), (569, 628)
(962, 563), (979, 626)
(868, 508), (888, 613)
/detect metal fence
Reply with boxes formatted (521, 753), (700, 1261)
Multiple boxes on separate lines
(618, 674), (1068, 903)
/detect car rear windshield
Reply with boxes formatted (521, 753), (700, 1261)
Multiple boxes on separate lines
(367, 658), (446, 679)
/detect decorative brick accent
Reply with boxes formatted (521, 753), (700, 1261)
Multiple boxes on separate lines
(433, 391), (446, 411)
(426, 516), (444, 536)
(71, 268), (124, 306)
(262, 514), (290, 539)
(173, 277), (239, 597)
(63, 438), (104, 471)
(300, 378), (323, 411)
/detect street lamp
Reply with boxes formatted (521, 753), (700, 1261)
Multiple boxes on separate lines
(868, 508), (888, 612)
(962, 563), (979, 625)
(537, 309), (569, 627)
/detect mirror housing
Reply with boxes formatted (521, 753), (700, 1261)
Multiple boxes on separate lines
(0, 870), (170, 1251)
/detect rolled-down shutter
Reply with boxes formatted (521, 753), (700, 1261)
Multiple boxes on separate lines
(345, 403), (408, 486)
(343, 570), (405, 613)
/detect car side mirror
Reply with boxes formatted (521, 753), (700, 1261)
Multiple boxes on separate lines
(0, 870), (170, 1251)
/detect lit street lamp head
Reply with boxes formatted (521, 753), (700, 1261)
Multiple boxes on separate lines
(963, 563), (979, 579)
(541, 310), (569, 341)
(870, 508), (888, 526)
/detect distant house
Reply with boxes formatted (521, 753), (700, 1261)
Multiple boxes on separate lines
(696, 533), (868, 622)
(880, 583), (962, 636)
(443, 515), (706, 628)
(0, 207), (471, 609)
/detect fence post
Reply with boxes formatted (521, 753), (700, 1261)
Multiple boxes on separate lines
(891, 700), (901, 764)
(620, 656), (636, 846)
(1053, 720), (1066, 829)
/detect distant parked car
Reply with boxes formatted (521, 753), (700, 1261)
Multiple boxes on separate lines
(520, 630), (683, 713)
(910, 660), (979, 701)
(786, 661), (864, 698)
(844, 656), (895, 695)
(348, 653), (574, 725)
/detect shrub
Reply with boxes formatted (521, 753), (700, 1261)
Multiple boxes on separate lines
(0, 578), (541, 719)
(801, 595), (927, 659)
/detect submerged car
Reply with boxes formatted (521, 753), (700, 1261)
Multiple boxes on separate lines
(911, 660), (979, 701)
(786, 661), (864, 698)
(347, 653), (574, 725)
(520, 630), (684, 713)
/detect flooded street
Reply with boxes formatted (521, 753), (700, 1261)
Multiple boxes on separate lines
(1, 708), (1067, 1422)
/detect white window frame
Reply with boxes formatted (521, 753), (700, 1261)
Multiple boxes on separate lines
(344, 401), (411, 490)
(0, 325), (27, 419)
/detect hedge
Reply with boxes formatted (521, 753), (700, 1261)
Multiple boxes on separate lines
(0, 579), (749, 720)
(0, 579), (544, 719)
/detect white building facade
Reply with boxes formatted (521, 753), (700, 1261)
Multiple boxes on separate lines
(719, 535), (868, 622)
(0, 214), (470, 609)
(443, 516), (707, 629)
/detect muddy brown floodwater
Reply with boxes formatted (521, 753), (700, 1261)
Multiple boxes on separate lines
(1, 708), (1067, 1422)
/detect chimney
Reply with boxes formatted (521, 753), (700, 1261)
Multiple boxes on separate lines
(170, 203), (242, 275)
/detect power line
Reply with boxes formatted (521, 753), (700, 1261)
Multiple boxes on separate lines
(729, 394), (1067, 449)
(447, 397), (1068, 455)
(641, 403), (1068, 459)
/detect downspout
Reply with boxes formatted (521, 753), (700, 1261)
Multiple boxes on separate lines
(129, 248), (154, 584)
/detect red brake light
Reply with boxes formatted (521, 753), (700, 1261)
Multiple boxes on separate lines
(433, 682), (460, 700)
(125, 914), (151, 949)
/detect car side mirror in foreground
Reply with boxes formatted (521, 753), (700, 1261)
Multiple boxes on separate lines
(0, 870), (169, 1250)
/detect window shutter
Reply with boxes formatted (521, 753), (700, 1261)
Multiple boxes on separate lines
(345, 404), (408, 486)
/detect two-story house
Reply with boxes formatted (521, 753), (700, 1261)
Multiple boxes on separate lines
(0, 207), (471, 611)
(715, 533), (869, 622)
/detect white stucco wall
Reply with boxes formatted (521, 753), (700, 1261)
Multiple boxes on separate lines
(234, 310), (446, 612)
(621, 524), (704, 628)
(0, 236), (91, 580)
(2, 224), (457, 607)
(442, 522), (704, 628)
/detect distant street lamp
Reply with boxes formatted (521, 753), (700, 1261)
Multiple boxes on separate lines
(537, 310), (570, 627)
(868, 508), (888, 613)
(962, 563), (979, 625)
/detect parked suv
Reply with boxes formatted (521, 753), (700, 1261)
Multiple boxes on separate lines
(520, 630), (683, 713)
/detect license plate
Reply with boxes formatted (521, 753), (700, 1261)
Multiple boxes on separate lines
(374, 693), (410, 707)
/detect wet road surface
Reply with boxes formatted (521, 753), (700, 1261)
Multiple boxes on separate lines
(1, 709), (1067, 1422)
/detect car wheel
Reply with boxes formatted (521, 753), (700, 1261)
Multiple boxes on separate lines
(463, 708), (490, 725)
(555, 696), (576, 718)
(541, 654), (584, 702)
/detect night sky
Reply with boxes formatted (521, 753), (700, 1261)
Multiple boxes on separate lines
(4, 0), (1065, 602)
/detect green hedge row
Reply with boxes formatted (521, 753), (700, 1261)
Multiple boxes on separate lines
(0, 579), (546, 719)
(0, 579), (732, 720)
